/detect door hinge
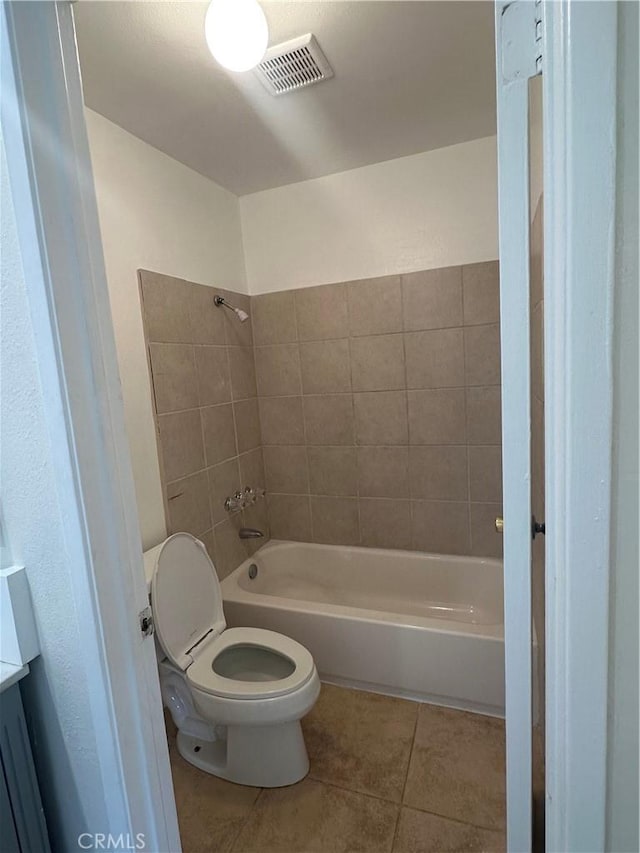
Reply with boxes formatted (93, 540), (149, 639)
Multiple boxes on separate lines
(139, 606), (154, 638)
(534, 0), (543, 75)
(500, 0), (543, 82)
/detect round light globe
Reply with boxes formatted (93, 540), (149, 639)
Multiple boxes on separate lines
(205, 0), (269, 73)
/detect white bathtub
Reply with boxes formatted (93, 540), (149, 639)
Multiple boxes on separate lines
(221, 540), (508, 717)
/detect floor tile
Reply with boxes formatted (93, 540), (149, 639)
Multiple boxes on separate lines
(231, 777), (398, 853)
(403, 705), (506, 831)
(302, 683), (418, 802)
(393, 807), (506, 853)
(170, 747), (260, 853)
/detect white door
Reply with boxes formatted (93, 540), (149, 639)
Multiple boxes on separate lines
(494, 2), (541, 850)
(1, 2), (181, 850)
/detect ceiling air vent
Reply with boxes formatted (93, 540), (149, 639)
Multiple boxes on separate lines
(254, 34), (334, 96)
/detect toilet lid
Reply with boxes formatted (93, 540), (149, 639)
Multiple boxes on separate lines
(151, 533), (226, 670)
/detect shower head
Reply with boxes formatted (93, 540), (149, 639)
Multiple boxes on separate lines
(214, 295), (250, 323)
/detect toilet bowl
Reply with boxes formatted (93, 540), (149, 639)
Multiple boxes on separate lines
(144, 533), (320, 787)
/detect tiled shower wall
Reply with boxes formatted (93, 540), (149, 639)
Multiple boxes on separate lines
(140, 263), (503, 578)
(253, 262), (503, 557)
(139, 270), (268, 579)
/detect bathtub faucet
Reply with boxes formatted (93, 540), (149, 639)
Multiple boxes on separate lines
(239, 527), (264, 540)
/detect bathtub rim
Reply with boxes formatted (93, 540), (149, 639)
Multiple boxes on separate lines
(221, 539), (511, 643)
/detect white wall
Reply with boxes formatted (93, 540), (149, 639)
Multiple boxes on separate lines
(240, 135), (498, 294)
(85, 110), (247, 548)
(606, 3), (639, 849)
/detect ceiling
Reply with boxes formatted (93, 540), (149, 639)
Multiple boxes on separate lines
(74, 1), (497, 196)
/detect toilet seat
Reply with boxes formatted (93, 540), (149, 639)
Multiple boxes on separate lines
(186, 627), (315, 700)
(149, 533), (316, 703)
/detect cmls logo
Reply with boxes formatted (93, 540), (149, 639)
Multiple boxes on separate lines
(78, 834), (146, 850)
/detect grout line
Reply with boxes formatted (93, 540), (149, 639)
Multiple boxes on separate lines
(400, 800), (507, 837)
(460, 274), (473, 556)
(228, 787), (265, 853)
(391, 707), (421, 851)
(346, 321), (362, 546)
(304, 772), (405, 810)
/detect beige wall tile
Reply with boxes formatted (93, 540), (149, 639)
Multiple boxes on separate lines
(354, 391), (408, 445)
(357, 446), (409, 498)
(531, 396), (545, 504)
(466, 386), (502, 445)
(149, 343), (198, 413)
(194, 345), (231, 406)
(411, 500), (470, 554)
(308, 446), (358, 496)
(166, 470), (211, 537)
(402, 267), (463, 331)
(408, 389), (466, 445)
(139, 270), (191, 343)
(198, 529), (216, 563)
(405, 329), (465, 389)
(187, 282), (226, 345)
(234, 397), (261, 452)
(228, 346), (257, 400)
(208, 457), (241, 524)
(531, 302), (544, 403)
(157, 409), (204, 482)
(239, 448), (266, 491)
(221, 290), (253, 347)
(470, 502), (504, 557)
(464, 324), (501, 386)
(201, 403), (237, 465)
(268, 494), (312, 541)
(254, 344), (302, 396)
(462, 261), (500, 326)
(304, 395), (354, 445)
(300, 339), (351, 394)
(347, 275), (403, 336)
(263, 445), (309, 494)
(259, 396), (305, 445)
(311, 496), (360, 545)
(469, 446), (503, 503)
(251, 291), (297, 344)
(242, 499), (270, 551)
(295, 283), (349, 341)
(530, 200), (544, 309)
(213, 514), (249, 579)
(350, 334), (405, 392)
(409, 446), (468, 501)
(359, 499), (412, 550)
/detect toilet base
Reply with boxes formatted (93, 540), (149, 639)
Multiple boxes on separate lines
(176, 720), (310, 787)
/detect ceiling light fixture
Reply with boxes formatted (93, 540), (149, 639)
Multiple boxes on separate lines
(204, 0), (269, 73)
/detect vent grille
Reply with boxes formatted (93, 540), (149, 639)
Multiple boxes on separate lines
(254, 34), (334, 96)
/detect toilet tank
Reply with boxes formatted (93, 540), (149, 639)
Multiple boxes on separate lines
(143, 541), (165, 594)
(142, 540), (168, 662)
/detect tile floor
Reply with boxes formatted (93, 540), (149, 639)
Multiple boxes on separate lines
(167, 684), (506, 853)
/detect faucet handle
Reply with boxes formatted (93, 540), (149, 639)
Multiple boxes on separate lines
(224, 492), (244, 513)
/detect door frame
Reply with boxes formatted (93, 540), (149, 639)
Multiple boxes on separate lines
(543, 1), (617, 850)
(1, 2), (181, 850)
(1, 0), (618, 849)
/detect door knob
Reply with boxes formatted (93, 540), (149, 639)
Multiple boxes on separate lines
(495, 517), (504, 534)
(532, 515), (546, 539)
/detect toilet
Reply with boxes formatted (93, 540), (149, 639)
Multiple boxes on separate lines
(143, 532), (320, 787)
